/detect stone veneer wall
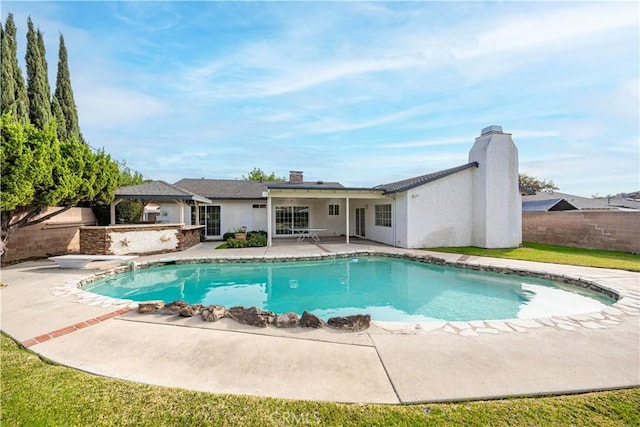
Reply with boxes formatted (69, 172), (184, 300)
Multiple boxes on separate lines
(5, 207), (96, 262)
(179, 227), (203, 250)
(522, 211), (640, 253)
(80, 224), (203, 255)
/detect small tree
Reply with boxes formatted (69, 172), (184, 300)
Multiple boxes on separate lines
(242, 167), (285, 181)
(0, 115), (120, 261)
(519, 173), (559, 193)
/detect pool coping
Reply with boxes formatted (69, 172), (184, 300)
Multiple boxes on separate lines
(1, 242), (639, 404)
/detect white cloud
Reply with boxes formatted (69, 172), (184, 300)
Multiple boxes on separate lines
(76, 84), (168, 129)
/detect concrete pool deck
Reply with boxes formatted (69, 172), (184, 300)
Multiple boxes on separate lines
(1, 241), (638, 404)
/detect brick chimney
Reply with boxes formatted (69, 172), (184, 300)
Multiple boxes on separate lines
(289, 170), (304, 184)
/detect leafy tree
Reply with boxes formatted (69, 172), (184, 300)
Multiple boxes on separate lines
(25, 17), (51, 129)
(53, 34), (83, 143)
(519, 173), (559, 193)
(242, 167), (285, 181)
(0, 115), (120, 261)
(1, 14), (29, 122)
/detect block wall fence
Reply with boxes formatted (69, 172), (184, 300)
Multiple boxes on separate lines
(5, 207), (96, 262)
(522, 211), (640, 253)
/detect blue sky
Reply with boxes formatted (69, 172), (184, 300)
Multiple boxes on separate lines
(3, 1), (639, 196)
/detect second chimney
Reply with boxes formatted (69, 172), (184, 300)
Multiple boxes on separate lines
(289, 171), (304, 184)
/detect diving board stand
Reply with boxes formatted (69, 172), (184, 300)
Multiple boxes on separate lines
(49, 255), (138, 269)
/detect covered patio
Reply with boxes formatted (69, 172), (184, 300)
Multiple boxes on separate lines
(264, 185), (389, 247)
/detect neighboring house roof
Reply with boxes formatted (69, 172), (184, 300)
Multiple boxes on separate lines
(175, 178), (268, 200)
(519, 185), (536, 196)
(373, 162), (479, 194)
(522, 198), (578, 212)
(115, 180), (212, 204)
(523, 191), (640, 210)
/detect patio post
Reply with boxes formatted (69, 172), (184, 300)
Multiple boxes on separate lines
(345, 196), (350, 244)
(109, 199), (123, 225)
(267, 191), (273, 247)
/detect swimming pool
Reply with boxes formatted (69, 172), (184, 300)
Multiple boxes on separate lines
(83, 256), (614, 322)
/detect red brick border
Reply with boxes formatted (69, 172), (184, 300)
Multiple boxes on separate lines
(20, 308), (130, 348)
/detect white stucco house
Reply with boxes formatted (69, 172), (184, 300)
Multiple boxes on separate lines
(113, 126), (522, 249)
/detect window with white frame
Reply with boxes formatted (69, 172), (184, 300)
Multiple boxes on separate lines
(328, 204), (340, 216)
(375, 204), (392, 227)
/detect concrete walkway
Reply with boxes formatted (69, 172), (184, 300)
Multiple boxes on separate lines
(1, 242), (638, 404)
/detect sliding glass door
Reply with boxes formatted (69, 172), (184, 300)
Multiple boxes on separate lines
(275, 206), (309, 235)
(199, 205), (221, 238)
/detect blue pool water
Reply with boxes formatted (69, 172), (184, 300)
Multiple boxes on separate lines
(83, 256), (614, 322)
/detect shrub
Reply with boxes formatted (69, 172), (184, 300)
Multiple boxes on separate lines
(247, 230), (267, 239)
(226, 238), (246, 248)
(247, 233), (267, 247)
(222, 231), (235, 241)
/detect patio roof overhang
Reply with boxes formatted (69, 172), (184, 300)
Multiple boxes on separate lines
(265, 187), (386, 199)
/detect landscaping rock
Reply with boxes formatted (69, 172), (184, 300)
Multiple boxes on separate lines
(202, 305), (227, 322)
(179, 304), (205, 317)
(299, 311), (324, 328)
(226, 306), (274, 328)
(327, 314), (371, 331)
(274, 312), (299, 328)
(138, 300), (165, 313)
(161, 300), (189, 314)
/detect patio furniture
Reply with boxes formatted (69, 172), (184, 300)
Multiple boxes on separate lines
(291, 228), (326, 242)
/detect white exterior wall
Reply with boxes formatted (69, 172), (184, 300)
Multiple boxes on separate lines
(404, 169), (475, 248)
(469, 131), (522, 248)
(364, 198), (396, 246)
(218, 200), (268, 234)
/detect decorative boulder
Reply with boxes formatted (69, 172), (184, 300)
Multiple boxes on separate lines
(327, 314), (371, 331)
(226, 306), (274, 328)
(299, 311), (324, 328)
(274, 312), (299, 328)
(161, 300), (189, 314)
(138, 300), (165, 313)
(202, 305), (227, 322)
(179, 304), (205, 317)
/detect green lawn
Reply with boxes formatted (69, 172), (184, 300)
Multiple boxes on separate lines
(1, 334), (639, 426)
(427, 242), (640, 272)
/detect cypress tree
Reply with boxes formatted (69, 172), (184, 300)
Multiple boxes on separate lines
(37, 29), (51, 103)
(51, 95), (66, 141)
(0, 24), (16, 116)
(1, 14), (28, 122)
(25, 17), (51, 129)
(53, 34), (82, 142)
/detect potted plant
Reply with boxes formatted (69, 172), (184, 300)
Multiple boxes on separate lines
(233, 226), (247, 240)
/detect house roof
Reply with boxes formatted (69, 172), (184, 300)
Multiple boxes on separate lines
(374, 162), (479, 194)
(522, 198), (578, 212)
(174, 178), (269, 200)
(115, 181), (212, 204)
